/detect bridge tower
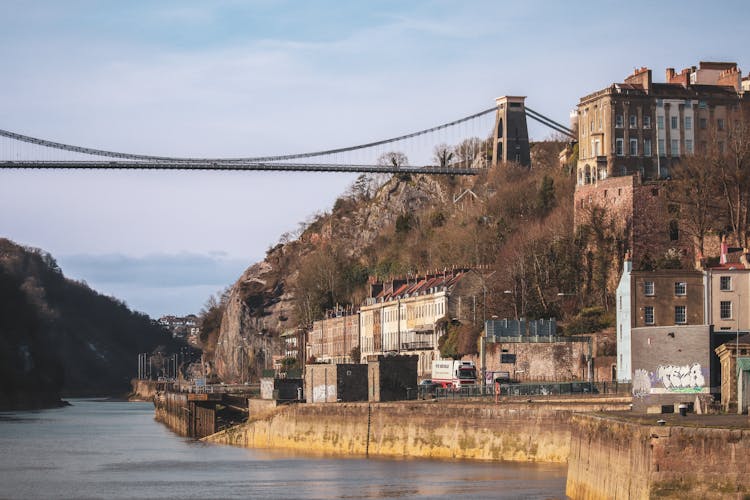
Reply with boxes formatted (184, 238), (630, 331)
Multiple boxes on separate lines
(491, 96), (530, 167)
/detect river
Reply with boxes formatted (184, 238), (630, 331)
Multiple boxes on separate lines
(0, 399), (567, 499)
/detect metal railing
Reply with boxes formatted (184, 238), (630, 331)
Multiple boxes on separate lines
(418, 381), (632, 400)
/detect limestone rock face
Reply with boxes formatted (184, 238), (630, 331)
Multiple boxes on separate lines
(214, 175), (456, 382)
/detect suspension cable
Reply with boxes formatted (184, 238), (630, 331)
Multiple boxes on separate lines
(0, 106), (497, 163)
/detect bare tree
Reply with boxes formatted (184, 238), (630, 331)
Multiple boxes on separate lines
(455, 137), (483, 167)
(432, 143), (454, 167)
(377, 151), (409, 168)
(666, 153), (721, 257)
(712, 117), (750, 249)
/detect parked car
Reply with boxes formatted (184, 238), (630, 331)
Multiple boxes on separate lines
(418, 379), (440, 399)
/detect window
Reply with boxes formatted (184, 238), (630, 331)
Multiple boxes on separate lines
(674, 282), (687, 296)
(616, 115), (624, 128)
(718, 141), (725, 153)
(645, 306), (655, 325)
(671, 116), (678, 129)
(720, 301), (732, 320)
(643, 115), (651, 128)
(658, 139), (665, 155)
(700, 117), (707, 129)
(629, 138), (638, 156)
(685, 116), (692, 130)
(644, 281), (655, 296)
(718, 118), (725, 131)
(685, 139), (693, 155)
(615, 138), (624, 156)
(629, 115), (637, 128)
(671, 139), (679, 156)
(675, 305), (687, 324)
(644, 138), (652, 156)
(720, 276), (732, 291)
(657, 115), (664, 130)
(669, 220), (679, 241)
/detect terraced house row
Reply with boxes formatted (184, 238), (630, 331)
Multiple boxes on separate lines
(306, 268), (486, 376)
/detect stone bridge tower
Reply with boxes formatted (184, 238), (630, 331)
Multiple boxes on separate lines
(491, 95), (531, 167)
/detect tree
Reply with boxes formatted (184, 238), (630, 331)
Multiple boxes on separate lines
(713, 117), (750, 249)
(377, 151), (409, 168)
(455, 137), (484, 167)
(432, 143), (454, 167)
(665, 153), (721, 257)
(535, 175), (556, 215)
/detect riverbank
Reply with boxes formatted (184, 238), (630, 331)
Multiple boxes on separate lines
(0, 394), (67, 412)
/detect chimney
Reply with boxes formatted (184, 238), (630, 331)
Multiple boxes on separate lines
(623, 251), (632, 273)
(721, 234), (728, 265)
(666, 67), (676, 82)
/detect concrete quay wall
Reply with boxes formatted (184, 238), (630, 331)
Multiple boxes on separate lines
(207, 400), (628, 463)
(566, 414), (750, 499)
(153, 391), (189, 436)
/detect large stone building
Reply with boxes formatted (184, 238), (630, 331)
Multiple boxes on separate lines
(574, 62), (750, 267)
(359, 268), (486, 376)
(576, 62), (747, 185)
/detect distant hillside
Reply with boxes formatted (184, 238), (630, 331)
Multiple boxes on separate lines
(0, 238), (177, 409)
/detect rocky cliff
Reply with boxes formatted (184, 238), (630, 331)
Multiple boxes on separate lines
(214, 174), (458, 382)
(212, 143), (585, 382)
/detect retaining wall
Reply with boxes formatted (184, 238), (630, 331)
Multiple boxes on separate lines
(207, 400), (628, 462)
(566, 414), (750, 499)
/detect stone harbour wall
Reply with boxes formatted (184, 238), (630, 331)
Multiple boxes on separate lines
(207, 400), (628, 463)
(566, 414), (750, 499)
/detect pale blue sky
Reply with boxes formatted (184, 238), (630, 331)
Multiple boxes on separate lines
(0, 0), (747, 317)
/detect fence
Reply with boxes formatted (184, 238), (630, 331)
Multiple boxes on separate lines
(415, 381), (632, 400)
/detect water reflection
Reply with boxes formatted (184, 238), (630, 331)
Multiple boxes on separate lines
(0, 399), (566, 499)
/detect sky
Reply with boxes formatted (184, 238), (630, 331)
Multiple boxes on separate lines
(0, 0), (748, 318)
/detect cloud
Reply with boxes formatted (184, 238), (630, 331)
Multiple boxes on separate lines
(57, 252), (249, 289)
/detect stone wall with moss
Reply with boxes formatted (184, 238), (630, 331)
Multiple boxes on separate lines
(207, 400), (628, 463)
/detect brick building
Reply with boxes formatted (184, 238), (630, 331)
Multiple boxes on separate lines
(308, 307), (359, 364)
(616, 258), (705, 382)
(574, 62), (750, 267)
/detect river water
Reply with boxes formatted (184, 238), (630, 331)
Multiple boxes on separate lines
(0, 399), (566, 499)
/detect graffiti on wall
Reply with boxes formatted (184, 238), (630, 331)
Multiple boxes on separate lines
(312, 384), (336, 403)
(632, 369), (651, 398)
(656, 363), (705, 392)
(631, 363), (707, 397)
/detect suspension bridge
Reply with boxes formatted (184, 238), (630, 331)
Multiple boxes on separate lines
(0, 97), (573, 175)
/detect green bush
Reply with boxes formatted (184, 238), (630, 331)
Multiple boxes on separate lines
(564, 306), (613, 335)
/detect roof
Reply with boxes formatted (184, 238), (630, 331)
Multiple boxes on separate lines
(371, 269), (474, 302)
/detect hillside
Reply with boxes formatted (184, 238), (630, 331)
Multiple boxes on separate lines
(206, 141), (621, 382)
(0, 239), (178, 409)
